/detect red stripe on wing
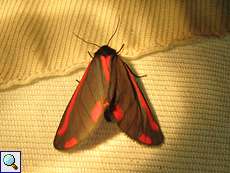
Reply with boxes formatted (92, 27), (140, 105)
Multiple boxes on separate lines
(100, 56), (111, 82)
(91, 100), (109, 122)
(90, 101), (103, 123)
(126, 66), (159, 132)
(57, 63), (91, 136)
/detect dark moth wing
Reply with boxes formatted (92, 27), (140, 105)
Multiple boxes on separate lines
(54, 45), (164, 149)
(53, 55), (111, 150)
(107, 57), (164, 145)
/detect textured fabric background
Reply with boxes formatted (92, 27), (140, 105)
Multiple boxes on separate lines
(0, 36), (229, 172)
(0, 0), (230, 89)
(0, 0), (230, 173)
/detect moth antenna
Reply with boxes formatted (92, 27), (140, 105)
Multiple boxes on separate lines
(73, 32), (100, 48)
(107, 16), (120, 45)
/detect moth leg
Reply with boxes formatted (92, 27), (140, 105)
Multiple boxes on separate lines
(132, 73), (147, 78)
(76, 79), (80, 83)
(88, 51), (93, 58)
(125, 64), (147, 78)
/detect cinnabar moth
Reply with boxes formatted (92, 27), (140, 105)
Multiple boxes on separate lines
(53, 25), (164, 150)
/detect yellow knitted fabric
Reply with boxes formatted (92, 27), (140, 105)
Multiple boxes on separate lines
(0, 36), (229, 172)
(0, 1), (230, 172)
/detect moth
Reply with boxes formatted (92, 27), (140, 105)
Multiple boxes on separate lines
(53, 26), (164, 150)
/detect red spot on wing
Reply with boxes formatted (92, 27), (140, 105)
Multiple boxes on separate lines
(100, 56), (111, 82)
(126, 66), (159, 132)
(91, 101), (104, 123)
(57, 63), (91, 136)
(113, 104), (123, 121)
(64, 137), (78, 149)
(138, 133), (152, 144)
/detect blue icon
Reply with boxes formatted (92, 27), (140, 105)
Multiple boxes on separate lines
(0, 151), (21, 173)
(3, 154), (18, 170)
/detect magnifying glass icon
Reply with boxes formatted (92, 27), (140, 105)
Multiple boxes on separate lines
(3, 154), (18, 170)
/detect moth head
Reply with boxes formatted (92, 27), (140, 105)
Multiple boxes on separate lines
(95, 45), (117, 57)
